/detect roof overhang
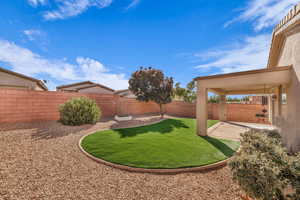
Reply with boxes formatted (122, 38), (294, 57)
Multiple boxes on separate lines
(194, 66), (291, 95)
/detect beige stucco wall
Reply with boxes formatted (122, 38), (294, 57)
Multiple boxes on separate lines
(0, 71), (43, 91)
(78, 86), (114, 94)
(58, 83), (93, 91)
(118, 91), (136, 98)
(276, 30), (300, 152)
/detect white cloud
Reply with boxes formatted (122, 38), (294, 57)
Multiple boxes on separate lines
(27, 0), (47, 7)
(0, 39), (128, 90)
(23, 29), (43, 41)
(195, 34), (271, 73)
(125, 0), (140, 10)
(226, 0), (299, 31)
(43, 0), (113, 20)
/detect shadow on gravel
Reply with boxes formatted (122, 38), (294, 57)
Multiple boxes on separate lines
(30, 122), (93, 140)
(1, 115), (179, 140)
(30, 118), (117, 140)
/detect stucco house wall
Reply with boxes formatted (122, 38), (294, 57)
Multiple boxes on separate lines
(57, 83), (93, 91)
(78, 86), (114, 94)
(274, 29), (300, 152)
(0, 71), (45, 91)
(56, 81), (114, 94)
(115, 89), (136, 98)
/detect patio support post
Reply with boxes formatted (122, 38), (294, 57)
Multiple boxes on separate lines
(275, 85), (283, 117)
(196, 85), (208, 136)
(268, 95), (274, 124)
(219, 95), (227, 121)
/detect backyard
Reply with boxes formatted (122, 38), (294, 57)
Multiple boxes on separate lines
(2, 0), (300, 199)
(0, 116), (244, 200)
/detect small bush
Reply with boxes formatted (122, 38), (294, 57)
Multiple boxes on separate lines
(59, 97), (101, 126)
(229, 129), (300, 200)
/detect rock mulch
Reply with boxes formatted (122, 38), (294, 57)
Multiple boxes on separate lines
(0, 115), (242, 200)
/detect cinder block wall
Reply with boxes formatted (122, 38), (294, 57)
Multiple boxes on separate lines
(0, 89), (118, 123)
(226, 104), (269, 123)
(0, 89), (269, 124)
(164, 101), (196, 117)
(117, 98), (160, 116)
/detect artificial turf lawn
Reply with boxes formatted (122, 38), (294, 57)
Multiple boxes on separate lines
(81, 118), (240, 169)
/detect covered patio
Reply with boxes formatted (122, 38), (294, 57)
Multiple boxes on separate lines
(195, 65), (291, 137)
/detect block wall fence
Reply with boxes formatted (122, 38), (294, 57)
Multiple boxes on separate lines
(0, 89), (268, 124)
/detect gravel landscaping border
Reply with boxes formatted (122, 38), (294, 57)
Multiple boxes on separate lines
(0, 115), (243, 200)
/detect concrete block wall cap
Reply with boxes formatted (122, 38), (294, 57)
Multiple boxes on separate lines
(274, 2), (300, 33)
(78, 120), (238, 174)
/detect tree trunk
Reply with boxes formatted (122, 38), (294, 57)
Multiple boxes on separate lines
(159, 104), (164, 118)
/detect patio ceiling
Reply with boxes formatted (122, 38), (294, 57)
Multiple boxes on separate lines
(195, 66), (291, 95)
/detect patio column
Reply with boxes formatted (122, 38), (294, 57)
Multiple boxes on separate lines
(274, 85), (283, 117)
(196, 85), (208, 136)
(268, 95), (274, 124)
(218, 95), (227, 121)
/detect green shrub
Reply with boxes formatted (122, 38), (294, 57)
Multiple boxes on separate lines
(59, 97), (101, 126)
(229, 130), (300, 200)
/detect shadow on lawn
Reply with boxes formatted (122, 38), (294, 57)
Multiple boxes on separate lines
(114, 119), (189, 138)
(203, 136), (236, 157)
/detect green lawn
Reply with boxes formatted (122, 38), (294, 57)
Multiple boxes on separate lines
(81, 118), (240, 169)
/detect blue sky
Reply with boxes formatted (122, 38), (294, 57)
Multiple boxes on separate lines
(0, 0), (298, 90)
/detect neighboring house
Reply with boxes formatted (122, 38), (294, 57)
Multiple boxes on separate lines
(195, 3), (300, 152)
(0, 67), (48, 91)
(114, 89), (136, 98)
(56, 81), (114, 94)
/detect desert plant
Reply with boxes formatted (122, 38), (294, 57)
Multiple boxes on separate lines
(59, 97), (101, 126)
(129, 67), (173, 118)
(229, 130), (300, 200)
(282, 153), (300, 200)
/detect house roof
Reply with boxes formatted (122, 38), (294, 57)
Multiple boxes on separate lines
(0, 67), (48, 91)
(56, 81), (114, 92)
(76, 83), (115, 92)
(114, 89), (130, 94)
(56, 81), (94, 89)
(194, 65), (291, 81)
(194, 66), (291, 95)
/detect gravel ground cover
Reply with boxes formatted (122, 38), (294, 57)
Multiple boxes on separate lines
(0, 115), (242, 200)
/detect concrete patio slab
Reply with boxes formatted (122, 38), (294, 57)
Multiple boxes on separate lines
(208, 122), (249, 141)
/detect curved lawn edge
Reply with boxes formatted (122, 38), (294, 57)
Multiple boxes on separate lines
(78, 119), (238, 174)
(78, 140), (230, 174)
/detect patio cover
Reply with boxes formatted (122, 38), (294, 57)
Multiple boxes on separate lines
(194, 65), (291, 136)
